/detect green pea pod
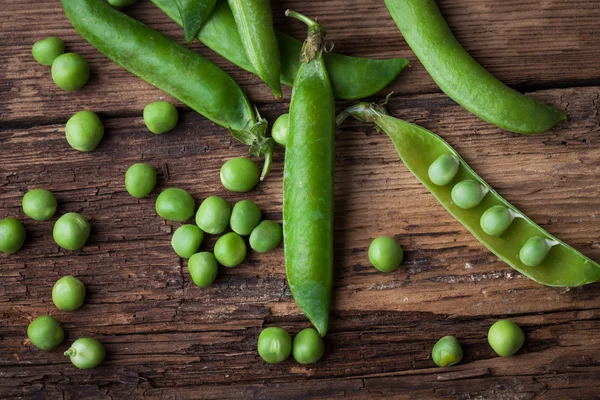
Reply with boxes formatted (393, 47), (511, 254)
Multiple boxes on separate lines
(337, 102), (600, 287)
(61, 0), (273, 179)
(151, 0), (410, 100)
(384, 0), (566, 134)
(176, 0), (216, 43)
(283, 10), (335, 336)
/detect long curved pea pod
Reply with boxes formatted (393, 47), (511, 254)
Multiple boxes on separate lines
(61, 0), (273, 179)
(176, 0), (216, 43)
(151, 0), (410, 101)
(283, 11), (335, 336)
(337, 102), (600, 287)
(384, 0), (566, 134)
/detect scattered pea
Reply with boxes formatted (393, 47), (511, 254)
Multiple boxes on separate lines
(65, 110), (104, 151)
(520, 236), (552, 267)
(230, 200), (261, 236)
(171, 224), (204, 258)
(451, 179), (487, 209)
(108, 0), (138, 7)
(27, 316), (64, 351)
(257, 327), (292, 364)
(220, 157), (260, 193)
(22, 189), (57, 221)
(368, 236), (403, 272)
(51, 53), (90, 91)
(155, 188), (195, 222)
(480, 205), (515, 236)
(32, 37), (65, 66)
(53, 212), (90, 251)
(143, 101), (178, 134)
(292, 328), (324, 364)
(428, 154), (459, 186)
(214, 232), (246, 267)
(188, 252), (218, 287)
(431, 336), (463, 367)
(249, 220), (282, 253)
(0, 217), (26, 253)
(488, 319), (525, 357)
(195, 196), (231, 234)
(52, 276), (86, 311)
(271, 113), (289, 147)
(125, 163), (157, 198)
(64, 338), (105, 369)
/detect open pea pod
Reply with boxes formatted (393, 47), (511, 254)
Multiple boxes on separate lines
(337, 102), (600, 287)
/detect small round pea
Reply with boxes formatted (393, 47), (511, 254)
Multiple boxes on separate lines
(249, 220), (282, 253)
(214, 232), (246, 267)
(64, 338), (105, 369)
(292, 328), (324, 364)
(65, 110), (104, 152)
(53, 212), (90, 251)
(171, 224), (204, 258)
(143, 101), (178, 134)
(188, 252), (218, 287)
(257, 327), (292, 364)
(428, 154), (459, 186)
(32, 37), (65, 66)
(271, 113), (289, 147)
(488, 319), (525, 357)
(368, 236), (403, 272)
(431, 336), (463, 367)
(27, 316), (64, 351)
(195, 196), (231, 234)
(451, 179), (487, 209)
(0, 217), (26, 253)
(125, 163), (157, 198)
(52, 276), (86, 311)
(155, 188), (195, 222)
(230, 200), (261, 236)
(108, 0), (138, 7)
(220, 157), (260, 193)
(480, 205), (515, 236)
(519, 236), (552, 267)
(22, 189), (57, 221)
(51, 53), (90, 91)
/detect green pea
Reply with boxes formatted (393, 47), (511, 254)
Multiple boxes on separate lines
(51, 53), (90, 91)
(27, 316), (64, 351)
(65, 110), (104, 152)
(249, 220), (282, 253)
(0, 217), (26, 253)
(53, 212), (90, 251)
(431, 336), (463, 367)
(108, 0), (138, 7)
(214, 232), (246, 267)
(125, 163), (157, 198)
(257, 327), (292, 364)
(64, 338), (105, 369)
(271, 113), (289, 147)
(143, 101), (178, 134)
(52, 276), (86, 311)
(171, 224), (204, 258)
(488, 319), (525, 357)
(292, 328), (324, 364)
(428, 154), (459, 186)
(22, 189), (57, 221)
(368, 236), (403, 272)
(220, 157), (260, 193)
(451, 179), (487, 209)
(188, 252), (218, 287)
(230, 200), (261, 236)
(32, 37), (65, 66)
(519, 236), (552, 267)
(480, 205), (515, 236)
(155, 188), (195, 222)
(195, 196), (231, 234)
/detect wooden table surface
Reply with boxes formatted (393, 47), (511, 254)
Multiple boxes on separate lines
(1, 0), (599, 398)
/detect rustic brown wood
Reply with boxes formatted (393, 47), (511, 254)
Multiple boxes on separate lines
(1, 0), (600, 399)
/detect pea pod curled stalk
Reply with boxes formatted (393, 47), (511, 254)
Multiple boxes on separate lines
(283, 10), (335, 337)
(61, 0), (273, 179)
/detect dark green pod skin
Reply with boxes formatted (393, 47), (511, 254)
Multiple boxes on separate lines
(151, 0), (410, 101)
(176, 0), (216, 43)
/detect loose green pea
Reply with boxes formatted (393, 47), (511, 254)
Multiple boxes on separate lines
(220, 157), (260, 193)
(64, 338), (105, 369)
(171, 224), (204, 258)
(155, 188), (195, 222)
(108, 0), (138, 7)
(188, 252), (218, 287)
(431, 336), (463, 367)
(480, 205), (515, 236)
(271, 113), (289, 147)
(519, 236), (552, 267)
(32, 37), (65, 66)
(249, 220), (282, 253)
(52, 276), (86, 311)
(488, 320), (525, 357)
(428, 154), (459, 186)
(230, 200), (261, 236)
(257, 327), (292, 364)
(27, 316), (64, 351)
(125, 163), (157, 198)
(368, 236), (403, 272)
(143, 101), (178, 134)
(0, 217), (26, 253)
(65, 110), (104, 152)
(51, 53), (90, 91)
(195, 196), (231, 234)
(451, 179), (487, 209)
(214, 232), (246, 267)
(53, 212), (90, 251)
(22, 189), (57, 221)
(292, 328), (324, 364)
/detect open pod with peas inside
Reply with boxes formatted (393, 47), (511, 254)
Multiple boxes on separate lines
(337, 102), (600, 287)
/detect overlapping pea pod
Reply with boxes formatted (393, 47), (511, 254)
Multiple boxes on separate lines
(337, 102), (600, 287)
(176, 0), (216, 43)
